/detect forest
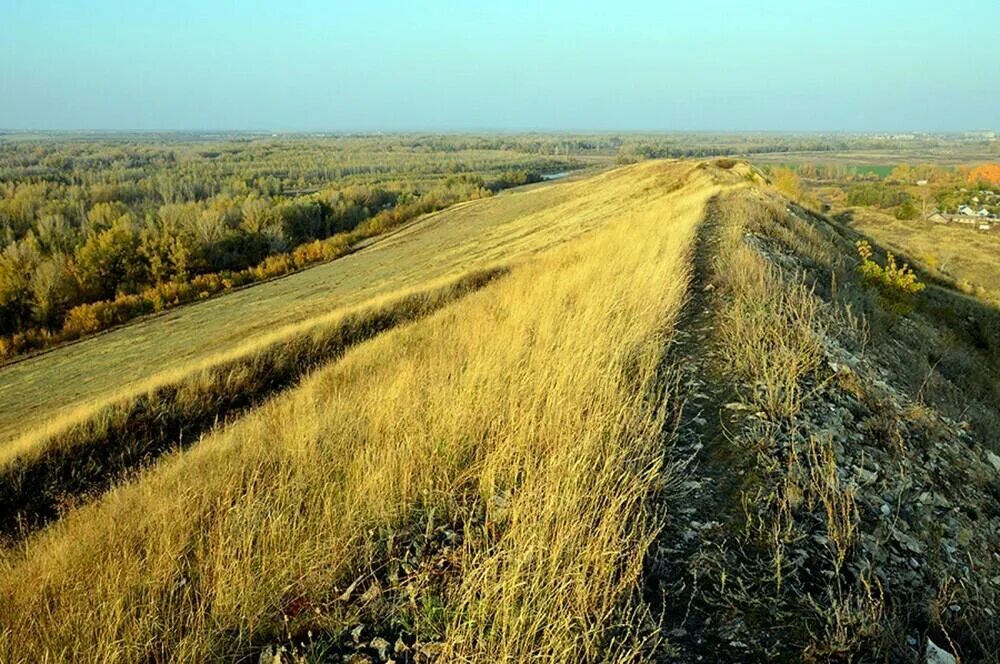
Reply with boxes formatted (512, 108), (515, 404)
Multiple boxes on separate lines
(0, 135), (583, 360)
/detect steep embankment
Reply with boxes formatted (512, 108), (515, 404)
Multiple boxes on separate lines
(645, 183), (1000, 662)
(0, 160), (727, 662)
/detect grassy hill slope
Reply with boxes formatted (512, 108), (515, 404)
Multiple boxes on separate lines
(0, 168), (615, 443)
(0, 160), (726, 661)
(1, 160), (997, 662)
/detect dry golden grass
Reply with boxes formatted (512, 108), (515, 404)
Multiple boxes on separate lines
(714, 196), (825, 419)
(0, 165), (619, 444)
(0, 267), (506, 539)
(0, 161), (723, 662)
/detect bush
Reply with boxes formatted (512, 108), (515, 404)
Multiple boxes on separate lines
(61, 294), (155, 339)
(856, 240), (924, 313)
(252, 253), (293, 281)
(771, 167), (802, 199)
(894, 200), (918, 220)
(62, 304), (103, 338)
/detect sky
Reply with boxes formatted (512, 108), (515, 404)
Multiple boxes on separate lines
(1, 0), (998, 132)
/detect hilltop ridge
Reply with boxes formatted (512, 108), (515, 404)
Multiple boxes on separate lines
(0, 160), (997, 662)
(645, 170), (1000, 661)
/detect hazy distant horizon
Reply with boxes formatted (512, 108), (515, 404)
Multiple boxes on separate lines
(3, 0), (998, 132)
(1, 128), (996, 138)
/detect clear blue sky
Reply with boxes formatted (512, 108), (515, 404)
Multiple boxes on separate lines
(1, 0), (997, 132)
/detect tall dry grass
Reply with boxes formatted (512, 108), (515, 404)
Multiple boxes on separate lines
(0, 161), (719, 662)
(714, 195), (825, 418)
(0, 267), (505, 540)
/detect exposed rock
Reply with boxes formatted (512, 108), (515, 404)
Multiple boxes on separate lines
(925, 638), (957, 664)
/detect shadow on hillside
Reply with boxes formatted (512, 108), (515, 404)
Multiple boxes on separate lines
(0, 267), (508, 544)
(792, 203), (1000, 447)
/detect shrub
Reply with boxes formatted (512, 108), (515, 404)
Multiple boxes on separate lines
(191, 273), (225, 295)
(856, 240), (924, 313)
(771, 167), (802, 199)
(61, 294), (155, 339)
(893, 200), (918, 220)
(848, 184), (911, 209)
(252, 253), (293, 281)
(62, 305), (99, 338)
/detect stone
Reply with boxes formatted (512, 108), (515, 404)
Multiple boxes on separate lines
(893, 529), (924, 554)
(987, 451), (1000, 473)
(828, 360), (852, 376)
(925, 638), (956, 664)
(855, 466), (877, 484)
(346, 656), (373, 664)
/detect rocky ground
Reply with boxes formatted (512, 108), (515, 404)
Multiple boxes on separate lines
(646, 193), (999, 662)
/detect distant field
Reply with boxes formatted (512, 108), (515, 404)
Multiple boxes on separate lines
(750, 146), (999, 170)
(0, 166), (625, 443)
